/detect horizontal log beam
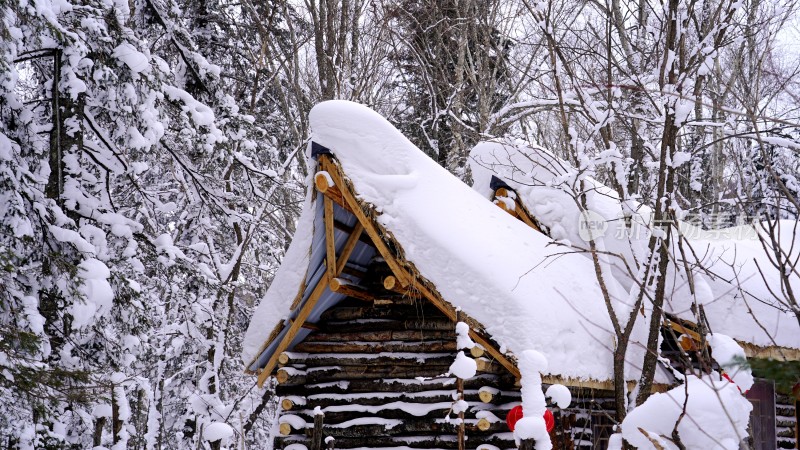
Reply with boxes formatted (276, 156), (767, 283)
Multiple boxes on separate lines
(301, 329), (455, 343)
(314, 417), (509, 438)
(277, 365), (463, 385)
(330, 277), (374, 302)
(281, 398), (296, 410)
(276, 372), (517, 396)
(278, 352), (456, 367)
(298, 391), (520, 410)
(276, 431), (517, 450)
(315, 172), (352, 214)
(279, 422), (293, 435)
(470, 346), (485, 358)
(319, 305), (447, 322)
(289, 405), (458, 423)
(382, 275), (423, 299)
(293, 339), (457, 354)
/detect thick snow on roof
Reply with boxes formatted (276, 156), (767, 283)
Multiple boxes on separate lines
(470, 140), (800, 351)
(303, 100), (648, 382)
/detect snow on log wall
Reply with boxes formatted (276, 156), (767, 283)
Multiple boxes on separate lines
(273, 299), (524, 450)
(776, 391), (798, 449)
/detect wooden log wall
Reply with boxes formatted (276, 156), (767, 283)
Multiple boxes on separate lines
(274, 299), (523, 450)
(776, 391), (797, 449)
(555, 388), (615, 450)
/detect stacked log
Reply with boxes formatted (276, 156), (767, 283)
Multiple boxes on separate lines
(776, 391), (797, 449)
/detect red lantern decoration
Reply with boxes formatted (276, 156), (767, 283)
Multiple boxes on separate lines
(543, 409), (555, 432)
(721, 372), (747, 395)
(721, 372), (734, 384)
(505, 405), (555, 433)
(506, 405), (524, 431)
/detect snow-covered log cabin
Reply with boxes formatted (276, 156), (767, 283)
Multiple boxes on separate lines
(243, 101), (800, 450)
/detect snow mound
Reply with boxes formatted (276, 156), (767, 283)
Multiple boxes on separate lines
(202, 422), (233, 442)
(707, 334), (753, 392)
(545, 384), (572, 409)
(449, 351), (477, 379)
(618, 374), (752, 450)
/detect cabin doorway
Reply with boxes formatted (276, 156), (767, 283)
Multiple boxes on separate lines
(745, 379), (777, 450)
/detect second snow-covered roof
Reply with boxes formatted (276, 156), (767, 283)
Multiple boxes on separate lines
(469, 140), (800, 354)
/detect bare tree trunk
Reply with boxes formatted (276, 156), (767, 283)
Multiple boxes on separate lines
(93, 417), (106, 447)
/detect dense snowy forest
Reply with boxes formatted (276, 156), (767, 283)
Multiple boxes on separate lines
(1, 0), (799, 448)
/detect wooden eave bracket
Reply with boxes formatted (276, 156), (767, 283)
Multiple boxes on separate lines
(319, 154), (413, 289)
(492, 187), (543, 234)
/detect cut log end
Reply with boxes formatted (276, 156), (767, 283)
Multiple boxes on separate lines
(330, 277), (345, 291)
(476, 418), (491, 431)
(279, 422), (292, 436)
(281, 398), (294, 410)
(278, 352), (290, 365)
(314, 171), (333, 193)
(470, 346), (485, 358)
(276, 369), (290, 384)
(475, 357), (491, 372)
(383, 276), (397, 290)
(478, 390), (493, 403)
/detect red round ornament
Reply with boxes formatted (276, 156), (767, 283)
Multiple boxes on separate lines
(505, 406), (555, 433)
(506, 405), (524, 431)
(543, 409), (555, 432)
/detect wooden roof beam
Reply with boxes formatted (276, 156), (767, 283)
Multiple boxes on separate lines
(257, 272), (330, 387)
(330, 277), (374, 302)
(320, 154), (520, 379)
(324, 194), (337, 280)
(336, 222), (363, 276)
(320, 155), (412, 288)
(315, 171), (351, 213)
(493, 187), (543, 233)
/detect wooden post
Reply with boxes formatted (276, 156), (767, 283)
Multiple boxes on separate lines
(455, 310), (465, 450)
(457, 378), (465, 450)
(311, 411), (325, 450)
(323, 195), (336, 279)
